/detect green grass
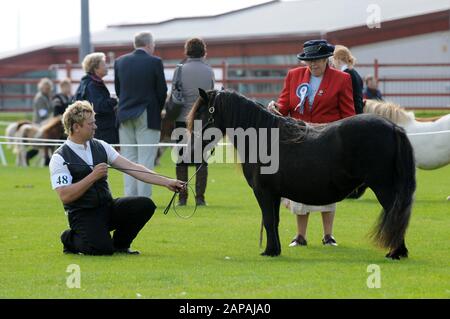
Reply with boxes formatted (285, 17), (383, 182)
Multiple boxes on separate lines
(0, 112), (32, 122)
(0, 146), (449, 298)
(0, 111), (449, 298)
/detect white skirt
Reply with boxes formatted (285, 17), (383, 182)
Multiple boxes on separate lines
(282, 198), (336, 215)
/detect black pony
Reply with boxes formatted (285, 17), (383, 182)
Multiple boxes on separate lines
(187, 89), (416, 259)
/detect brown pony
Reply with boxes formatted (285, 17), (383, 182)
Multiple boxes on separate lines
(14, 116), (65, 166)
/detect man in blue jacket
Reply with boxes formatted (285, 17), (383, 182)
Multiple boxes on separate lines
(114, 31), (168, 197)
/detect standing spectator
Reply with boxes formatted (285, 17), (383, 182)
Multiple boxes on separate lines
(363, 74), (384, 100)
(32, 78), (53, 124)
(174, 38), (215, 206)
(28, 78), (54, 164)
(74, 52), (119, 144)
(114, 32), (168, 198)
(332, 45), (364, 114)
(53, 78), (73, 116)
(268, 40), (355, 247)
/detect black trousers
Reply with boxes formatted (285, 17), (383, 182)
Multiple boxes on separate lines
(61, 196), (156, 255)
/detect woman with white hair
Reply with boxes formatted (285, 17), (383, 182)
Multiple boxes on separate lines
(73, 52), (119, 144)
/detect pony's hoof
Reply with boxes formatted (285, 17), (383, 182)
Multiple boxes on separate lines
(261, 250), (281, 257)
(385, 250), (408, 260)
(385, 253), (401, 260)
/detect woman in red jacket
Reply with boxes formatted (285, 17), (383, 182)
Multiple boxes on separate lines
(268, 40), (355, 247)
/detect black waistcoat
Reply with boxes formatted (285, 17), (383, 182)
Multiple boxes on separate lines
(55, 139), (113, 213)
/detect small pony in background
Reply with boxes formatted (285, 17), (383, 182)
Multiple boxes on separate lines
(5, 120), (32, 150)
(6, 116), (65, 166)
(364, 100), (450, 170)
(363, 100), (450, 201)
(5, 120), (37, 166)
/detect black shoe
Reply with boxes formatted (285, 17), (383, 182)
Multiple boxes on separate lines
(289, 234), (307, 247)
(63, 247), (74, 254)
(322, 234), (338, 246)
(61, 230), (76, 254)
(114, 248), (140, 255)
(177, 199), (187, 206)
(196, 197), (207, 206)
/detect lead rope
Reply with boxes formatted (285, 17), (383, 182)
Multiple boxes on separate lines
(63, 162), (190, 218)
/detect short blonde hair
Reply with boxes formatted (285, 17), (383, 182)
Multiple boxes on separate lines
(38, 78), (53, 91)
(333, 45), (356, 66)
(62, 100), (95, 135)
(82, 52), (106, 74)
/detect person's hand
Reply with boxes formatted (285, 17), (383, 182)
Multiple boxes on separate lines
(166, 179), (186, 192)
(91, 163), (108, 181)
(267, 101), (282, 116)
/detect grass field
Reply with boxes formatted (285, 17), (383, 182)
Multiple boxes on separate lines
(0, 113), (449, 299)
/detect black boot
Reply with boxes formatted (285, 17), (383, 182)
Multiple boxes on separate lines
(60, 229), (77, 254)
(195, 164), (208, 206)
(176, 165), (188, 205)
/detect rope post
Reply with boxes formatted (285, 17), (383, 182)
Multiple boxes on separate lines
(221, 60), (228, 89)
(65, 60), (72, 80)
(374, 58), (379, 82)
(0, 144), (7, 166)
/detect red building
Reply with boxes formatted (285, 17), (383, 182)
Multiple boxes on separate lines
(1, 0), (449, 109)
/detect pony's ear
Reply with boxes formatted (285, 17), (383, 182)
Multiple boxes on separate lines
(198, 88), (209, 102)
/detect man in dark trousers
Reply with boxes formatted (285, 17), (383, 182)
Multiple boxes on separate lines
(114, 31), (168, 198)
(50, 101), (184, 255)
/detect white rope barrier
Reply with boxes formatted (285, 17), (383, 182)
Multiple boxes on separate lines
(0, 140), (231, 147)
(0, 129), (449, 147)
(407, 130), (450, 136)
(0, 142), (63, 146)
(0, 135), (66, 142)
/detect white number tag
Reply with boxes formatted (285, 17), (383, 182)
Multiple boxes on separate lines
(51, 173), (72, 189)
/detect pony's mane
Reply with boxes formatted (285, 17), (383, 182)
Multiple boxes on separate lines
(364, 99), (414, 125)
(187, 90), (308, 143)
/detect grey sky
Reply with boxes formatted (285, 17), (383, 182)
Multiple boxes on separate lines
(0, 0), (269, 54)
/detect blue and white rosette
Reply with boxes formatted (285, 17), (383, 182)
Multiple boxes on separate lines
(294, 83), (310, 114)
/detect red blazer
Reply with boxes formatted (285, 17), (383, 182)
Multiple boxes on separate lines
(277, 65), (355, 123)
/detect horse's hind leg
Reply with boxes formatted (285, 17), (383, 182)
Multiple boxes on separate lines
(370, 184), (409, 260)
(253, 188), (281, 257)
(385, 239), (408, 260)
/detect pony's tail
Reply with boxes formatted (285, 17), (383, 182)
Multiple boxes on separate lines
(372, 126), (416, 249)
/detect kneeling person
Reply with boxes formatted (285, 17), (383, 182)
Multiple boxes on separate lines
(50, 101), (184, 255)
